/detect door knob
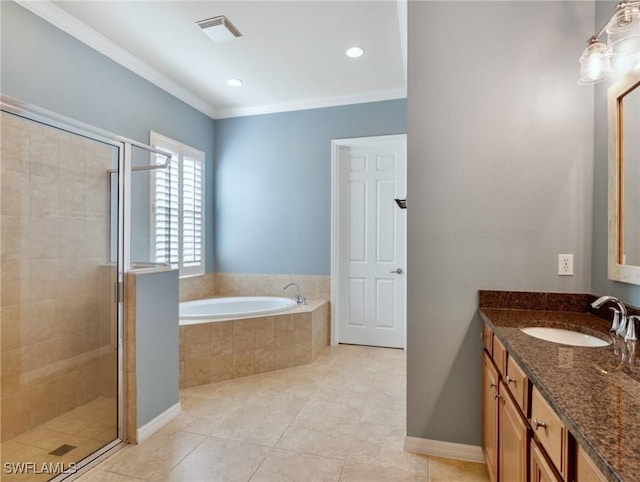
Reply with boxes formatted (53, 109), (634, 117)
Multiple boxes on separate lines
(390, 268), (403, 274)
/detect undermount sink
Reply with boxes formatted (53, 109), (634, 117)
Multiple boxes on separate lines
(520, 327), (611, 348)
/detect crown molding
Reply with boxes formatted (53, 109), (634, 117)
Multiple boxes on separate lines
(215, 88), (407, 119)
(15, 1), (405, 121)
(15, 0), (218, 119)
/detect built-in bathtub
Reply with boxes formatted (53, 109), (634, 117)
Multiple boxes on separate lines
(179, 296), (297, 324)
(178, 297), (330, 388)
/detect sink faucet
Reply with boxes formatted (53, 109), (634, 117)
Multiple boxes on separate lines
(283, 282), (306, 305)
(591, 295), (628, 335)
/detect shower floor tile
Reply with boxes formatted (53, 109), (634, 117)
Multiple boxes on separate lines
(1, 396), (117, 481)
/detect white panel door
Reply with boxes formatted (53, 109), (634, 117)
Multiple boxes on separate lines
(335, 135), (406, 348)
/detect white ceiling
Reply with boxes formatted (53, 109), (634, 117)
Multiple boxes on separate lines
(19, 1), (406, 119)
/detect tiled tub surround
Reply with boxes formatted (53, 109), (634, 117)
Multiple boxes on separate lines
(179, 273), (217, 302)
(179, 300), (330, 388)
(179, 272), (331, 302)
(479, 290), (640, 481)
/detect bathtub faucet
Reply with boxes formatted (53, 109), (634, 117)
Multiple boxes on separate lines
(284, 282), (307, 305)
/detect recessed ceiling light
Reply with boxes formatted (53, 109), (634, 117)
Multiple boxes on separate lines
(227, 78), (243, 87)
(346, 46), (365, 58)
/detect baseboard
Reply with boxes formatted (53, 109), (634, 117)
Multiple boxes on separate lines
(404, 436), (485, 463)
(136, 402), (181, 443)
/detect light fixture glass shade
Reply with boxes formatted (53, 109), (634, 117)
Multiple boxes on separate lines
(606, 6), (640, 57)
(578, 40), (612, 85)
(611, 50), (640, 77)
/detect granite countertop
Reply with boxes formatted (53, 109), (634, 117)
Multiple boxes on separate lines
(479, 291), (640, 482)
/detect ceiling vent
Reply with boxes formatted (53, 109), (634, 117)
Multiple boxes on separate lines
(196, 15), (242, 42)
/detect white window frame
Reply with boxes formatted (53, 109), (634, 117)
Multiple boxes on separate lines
(149, 131), (205, 277)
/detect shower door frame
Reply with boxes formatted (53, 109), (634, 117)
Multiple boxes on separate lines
(0, 95), (166, 480)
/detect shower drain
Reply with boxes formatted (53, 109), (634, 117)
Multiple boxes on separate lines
(49, 444), (76, 456)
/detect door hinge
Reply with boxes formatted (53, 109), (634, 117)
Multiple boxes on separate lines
(115, 281), (124, 304)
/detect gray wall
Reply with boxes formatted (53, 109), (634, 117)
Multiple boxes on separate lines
(214, 100), (407, 275)
(407, 1), (594, 445)
(591, 0), (640, 306)
(135, 270), (179, 427)
(0, 1), (216, 272)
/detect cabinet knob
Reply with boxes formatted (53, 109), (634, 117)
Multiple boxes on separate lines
(489, 382), (496, 388)
(493, 392), (501, 400)
(532, 418), (547, 431)
(506, 376), (516, 385)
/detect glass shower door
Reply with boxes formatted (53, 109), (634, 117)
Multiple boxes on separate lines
(1, 110), (122, 481)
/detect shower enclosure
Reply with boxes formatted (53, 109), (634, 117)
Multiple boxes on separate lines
(0, 96), (168, 481)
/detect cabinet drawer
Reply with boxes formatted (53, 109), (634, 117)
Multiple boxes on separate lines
(531, 387), (569, 480)
(493, 335), (507, 376)
(482, 323), (493, 355)
(506, 355), (530, 416)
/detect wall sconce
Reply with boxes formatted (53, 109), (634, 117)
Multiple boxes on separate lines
(579, 0), (640, 85)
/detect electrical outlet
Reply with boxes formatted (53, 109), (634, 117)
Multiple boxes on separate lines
(558, 254), (574, 276)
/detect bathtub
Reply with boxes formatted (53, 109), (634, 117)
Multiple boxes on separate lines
(179, 296), (297, 325)
(178, 297), (330, 388)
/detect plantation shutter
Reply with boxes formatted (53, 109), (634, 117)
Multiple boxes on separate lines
(150, 132), (205, 276)
(181, 150), (204, 271)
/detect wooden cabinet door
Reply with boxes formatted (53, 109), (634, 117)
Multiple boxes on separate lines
(575, 444), (607, 482)
(482, 352), (499, 482)
(531, 440), (562, 482)
(499, 382), (529, 482)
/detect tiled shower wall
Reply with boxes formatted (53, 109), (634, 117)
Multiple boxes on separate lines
(0, 112), (116, 441)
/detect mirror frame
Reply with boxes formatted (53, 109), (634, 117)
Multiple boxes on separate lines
(608, 69), (640, 284)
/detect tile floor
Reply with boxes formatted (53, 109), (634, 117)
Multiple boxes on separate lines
(1, 397), (117, 482)
(77, 345), (489, 482)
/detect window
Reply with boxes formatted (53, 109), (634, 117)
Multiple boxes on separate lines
(150, 132), (205, 277)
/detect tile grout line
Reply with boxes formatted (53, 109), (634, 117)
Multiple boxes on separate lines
(246, 379), (318, 481)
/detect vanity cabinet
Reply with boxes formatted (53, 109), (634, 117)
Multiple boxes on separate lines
(482, 352), (499, 482)
(482, 322), (575, 482)
(482, 327), (529, 482)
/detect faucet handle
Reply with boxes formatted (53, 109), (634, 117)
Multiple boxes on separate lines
(617, 312), (629, 338)
(626, 315), (639, 342)
(609, 307), (621, 332)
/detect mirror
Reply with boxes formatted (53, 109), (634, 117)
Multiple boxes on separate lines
(608, 69), (640, 283)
